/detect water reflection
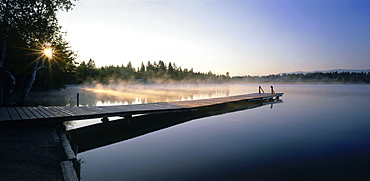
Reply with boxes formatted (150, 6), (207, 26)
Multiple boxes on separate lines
(20, 84), (231, 106)
(80, 84), (230, 106)
(68, 99), (282, 153)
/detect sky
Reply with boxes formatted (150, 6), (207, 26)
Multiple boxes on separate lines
(57, 0), (370, 76)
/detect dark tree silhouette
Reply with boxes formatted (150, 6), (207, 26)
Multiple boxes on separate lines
(0, 0), (77, 105)
(75, 60), (231, 84)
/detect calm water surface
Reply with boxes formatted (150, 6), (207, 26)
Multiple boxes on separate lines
(62, 84), (370, 180)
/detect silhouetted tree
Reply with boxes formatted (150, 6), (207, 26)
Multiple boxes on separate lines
(1, 0), (77, 105)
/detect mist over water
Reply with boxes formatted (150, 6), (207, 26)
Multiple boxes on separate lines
(80, 83), (232, 106)
(22, 83), (257, 106)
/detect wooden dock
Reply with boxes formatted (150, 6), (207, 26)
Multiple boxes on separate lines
(69, 98), (283, 153)
(0, 93), (283, 125)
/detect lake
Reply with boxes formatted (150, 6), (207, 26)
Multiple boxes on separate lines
(32, 84), (370, 180)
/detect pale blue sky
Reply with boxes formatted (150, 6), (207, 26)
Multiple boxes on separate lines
(58, 0), (370, 76)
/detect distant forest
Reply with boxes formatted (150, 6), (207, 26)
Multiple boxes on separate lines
(74, 59), (370, 85)
(75, 59), (231, 84)
(29, 59), (370, 91)
(233, 72), (370, 84)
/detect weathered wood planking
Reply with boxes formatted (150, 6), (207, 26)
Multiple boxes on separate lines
(60, 161), (79, 181)
(15, 107), (30, 120)
(7, 107), (22, 120)
(20, 107), (37, 119)
(0, 107), (11, 121)
(27, 107), (47, 118)
(0, 93), (283, 124)
(35, 107), (54, 118)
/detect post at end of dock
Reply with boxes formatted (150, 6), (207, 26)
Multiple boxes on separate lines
(101, 117), (109, 123)
(270, 86), (275, 94)
(77, 93), (79, 107)
(259, 86), (265, 94)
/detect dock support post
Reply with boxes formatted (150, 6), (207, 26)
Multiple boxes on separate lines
(76, 93), (79, 107)
(101, 116), (109, 123)
(259, 86), (265, 94)
(125, 114), (132, 123)
(270, 86), (275, 94)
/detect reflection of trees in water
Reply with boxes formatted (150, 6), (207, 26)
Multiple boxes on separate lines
(81, 85), (230, 106)
(20, 84), (230, 106)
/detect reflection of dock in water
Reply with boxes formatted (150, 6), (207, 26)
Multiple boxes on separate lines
(0, 92), (283, 125)
(69, 99), (283, 153)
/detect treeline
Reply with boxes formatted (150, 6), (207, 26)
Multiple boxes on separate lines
(75, 59), (231, 84)
(28, 59), (370, 90)
(233, 72), (370, 84)
(30, 59), (370, 89)
(74, 60), (370, 84)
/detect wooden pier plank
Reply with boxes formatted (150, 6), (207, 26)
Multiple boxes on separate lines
(34, 107), (54, 118)
(51, 106), (75, 117)
(79, 107), (104, 115)
(27, 107), (47, 118)
(151, 102), (183, 109)
(7, 107), (22, 120)
(20, 107), (37, 119)
(0, 107), (11, 121)
(15, 107), (30, 120)
(48, 107), (71, 117)
(42, 107), (63, 117)
(56, 107), (82, 117)
(60, 161), (79, 181)
(60, 132), (77, 160)
(68, 107), (94, 116)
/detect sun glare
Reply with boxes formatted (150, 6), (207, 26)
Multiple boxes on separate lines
(43, 47), (53, 59)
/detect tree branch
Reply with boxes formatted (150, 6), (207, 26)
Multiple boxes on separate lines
(36, 65), (48, 71)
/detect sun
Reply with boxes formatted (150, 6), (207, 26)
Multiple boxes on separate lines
(43, 47), (54, 59)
